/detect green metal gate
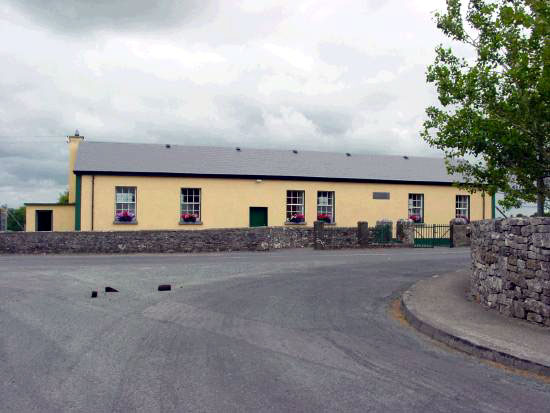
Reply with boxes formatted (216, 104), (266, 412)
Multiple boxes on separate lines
(413, 224), (451, 248)
(372, 224), (392, 244)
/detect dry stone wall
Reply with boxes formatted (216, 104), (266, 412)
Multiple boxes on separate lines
(396, 220), (415, 246)
(313, 221), (414, 250)
(313, 223), (359, 250)
(0, 227), (314, 254)
(470, 218), (550, 326)
(450, 223), (470, 247)
(1, 220), (417, 254)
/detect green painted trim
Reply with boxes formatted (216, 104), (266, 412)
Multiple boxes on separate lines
(75, 175), (81, 231)
(74, 171), (457, 186)
(491, 193), (496, 219)
(24, 203), (75, 206)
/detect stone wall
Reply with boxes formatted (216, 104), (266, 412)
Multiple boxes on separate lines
(313, 222), (359, 250)
(0, 226), (314, 254)
(313, 221), (414, 250)
(396, 220), (414, 247)
(451, 223), (470, 247)
(470, 217), (550, 326)
(1, 221), (417, 254)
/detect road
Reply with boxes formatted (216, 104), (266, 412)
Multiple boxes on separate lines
(1, 248), (549, 412)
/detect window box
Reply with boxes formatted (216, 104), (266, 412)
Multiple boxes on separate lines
(181, 213), (198, 223)
(115, 210), (136, 223)
(287, 213), (305, 223)
(409, 214), (423, 224)
(113, 220), (138, 225)
(179, 220), (203, 225)
(285, 221), (307, 225)
(317, 213), (332, 223)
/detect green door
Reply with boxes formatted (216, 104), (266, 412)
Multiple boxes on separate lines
(249, 207), (268, 227)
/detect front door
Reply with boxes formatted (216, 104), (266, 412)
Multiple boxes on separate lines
(36, 210), (53, 231)
(249, 207), (268, 227)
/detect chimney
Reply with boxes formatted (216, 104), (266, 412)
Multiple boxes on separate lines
(68, 130), (84, 204)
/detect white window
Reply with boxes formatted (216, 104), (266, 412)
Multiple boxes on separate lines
(115, 186), (136, 222)
(286, 190), (305, 222)
(181, 188), (201, 222)
(408, 193), (424, 223)
(456, 195), (470, 220)
(317, 191), (335, 223)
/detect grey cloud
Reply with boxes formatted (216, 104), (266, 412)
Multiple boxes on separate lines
(181, 4), (288, 45)
(1, 156), (66, 187)
(137, 122), (231, 147)
(217, 96), (266, 133)
(0, 60), (84, 140)
(0, 142), (66, 161)
(360, 91), (397, 111)
(301, 109), (353, 136)
(217, 96), (354, 138)
(364, 0), (389, 11)
(6, 0), (217, 33)
(0, 1), (450, 207)
(318, 43), (404, 78)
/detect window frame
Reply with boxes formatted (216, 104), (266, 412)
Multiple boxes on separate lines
(286, 190), (305, 223)
(317, 191), (335, 224)
(180, 188), (202, 223)
(114, 186), (137, 223)
(408, 193), (424, 223)
(455, 195), (470, 220)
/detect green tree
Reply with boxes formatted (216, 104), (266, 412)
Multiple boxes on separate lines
(7, 206), (25, 231)
(58, 189), (69, 205)
(422, 0), (550, 216)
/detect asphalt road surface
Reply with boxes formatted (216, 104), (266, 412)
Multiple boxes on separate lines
(1, 248), (550, 412)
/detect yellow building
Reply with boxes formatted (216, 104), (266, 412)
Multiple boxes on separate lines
(25, 133), (494, 232)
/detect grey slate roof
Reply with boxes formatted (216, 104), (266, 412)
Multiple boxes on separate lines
(74, 141), (459, 184)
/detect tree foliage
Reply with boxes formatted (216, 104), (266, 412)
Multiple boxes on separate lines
(422, 0), (550, 215)
(58, 190), (69, 205)
(7, 207), (25, 231)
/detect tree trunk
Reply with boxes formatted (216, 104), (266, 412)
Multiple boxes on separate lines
(536, 177), (545, 217)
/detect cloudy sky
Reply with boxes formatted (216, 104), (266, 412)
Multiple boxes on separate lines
(1, 0), (531, 214)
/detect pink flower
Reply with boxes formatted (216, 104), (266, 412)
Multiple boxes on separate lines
(116, 211), (135, 222)
(317, 213), (331, 222)
(289, 213), (305, 223)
